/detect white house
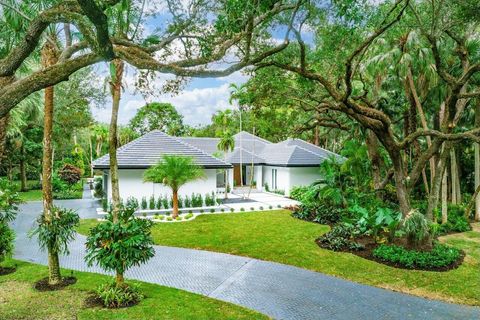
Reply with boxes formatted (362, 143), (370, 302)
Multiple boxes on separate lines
(93, 130), (341, 200)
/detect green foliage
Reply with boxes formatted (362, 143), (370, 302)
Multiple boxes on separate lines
(289, 186), (310, 201)
(345, 205), (402, 242)
(85, 205), (155, 277)
(30, 207), (79, 255)
(125, 197), (139, 211)
(317, 224), (364, 252)
(149, 195), (155, 210)
(128, 102), (184, 136)
(437, 204), (472, 234)
(184, 196), (191, 208)
(162, 196), (169, 209)
(93, 177), (104, 198)
(155, 196), (162, 209)
(191, 193), (203, 207)
(373, 243), (461, 269)
(144, 155), (205, 192)
(205, 192), (216, 206)
(0, 222), (14, 263)
(403, 211), (431, 248)
(95, 281), (144, 308)
(141, 197), (147, 210)
(53, 189), (83, 200)
(184, 213), (194, 220)
(0, 178), (22, 223)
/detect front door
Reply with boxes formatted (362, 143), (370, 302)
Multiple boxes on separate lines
(233, 165), (241, 186)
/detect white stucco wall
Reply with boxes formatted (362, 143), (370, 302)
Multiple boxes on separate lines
(260, 166), (321, 196)
(262, 165), (290, 193)
(106, 168), (218, 201)
(288, 167), (322, 194)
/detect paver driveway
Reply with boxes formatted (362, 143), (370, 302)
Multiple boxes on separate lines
(10, 187), (480, 320)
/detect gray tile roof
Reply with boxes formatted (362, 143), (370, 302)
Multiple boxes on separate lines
(93, 131), (231, 169)
(176, 137), (220, 155)
(93, 130), (341, 169)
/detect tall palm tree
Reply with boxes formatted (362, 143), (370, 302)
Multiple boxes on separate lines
(218, 131), (235, 198)
(144, 155), (205, 218)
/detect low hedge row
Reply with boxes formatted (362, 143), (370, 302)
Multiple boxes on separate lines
(373, 243), (461, 269)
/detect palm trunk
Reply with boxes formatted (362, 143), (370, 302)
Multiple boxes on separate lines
(427, 143), (450, 221)
(41, 40), (60, 285)
(108, 59), (124, 223)
(115, 272), (124, 287)
(172, 189), (179, 218)
(366, 130), (383, 193)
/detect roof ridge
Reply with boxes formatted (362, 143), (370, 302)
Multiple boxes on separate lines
(293, 144), (330, 160)
(290, 138), (339, 157)
(171, 134), (230, 166)
(236, 131), (272, 144)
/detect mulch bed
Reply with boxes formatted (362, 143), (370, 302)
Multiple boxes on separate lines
(33, 276), (77, 291)
(316, 236), (465, 272)
(84, 293), (140, 309)
(0, 266), (16, 276)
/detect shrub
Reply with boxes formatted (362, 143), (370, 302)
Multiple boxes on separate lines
(162, 196), (169, 209)
(53, 189), (82, 200)
(102, 198), (109, 212)
(200, 209), (204, 213)
(230, 208), (235, 212)
(157, 215), (165, 221)
(167, 217), (173, 221)
(52, 175), (69, 192)
(437, 204), (471, 234)
(259, 206), (264, 210)
(292, 203), (345, 225)
(140, 197), (148, 210)
(93, 178), (104, 198)
(178, 196), (183, 209)
(85, 206), (155, 286)
(373, 243), (461, 269)
(277, 205), (281, 208)
(191, 193), (203, 207)
(269, 205), (273, 209)
(184, 196), (191, 208)
(125, 197), (139, 211)
(0, 222), (14, 264)
(221, 208), (225, 212)
(188, 210), (193, 214)
(264, 182), (269, 192)
(290, 186), (310, 201)
(95, 281), (144, 308)
(250, 207), (254, 211)
(175, 216), (182, 221)
(240, 208), (245, 212)
(209, 208), (215, 213)
(205, 193), (216, 206)
(317, 224), (364, 252)
(156, 196), (163, 209)
(184, 213), (193, 219)
(403, 210), (431, 248)
(30, 207), (79, 259)
(0, 179), (22, 264)
(149, 195), (156, 210)
(58, 164), (82, 185)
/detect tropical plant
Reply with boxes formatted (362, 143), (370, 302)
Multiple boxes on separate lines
(403, 211), (431, 248)
(85, 204), (155, 287)
(149, 195), (155, 210)
(141, 197), (147, 210)
(95, 281), (144, 308)
(144, 155), (205, 218)
(30, 207), (79, 284)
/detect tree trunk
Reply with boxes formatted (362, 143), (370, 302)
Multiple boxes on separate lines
(314, 126), (319, 146)
(426, 143), (450, 220)
(475, 99), (480, 221)
(366, 130), (383, 193)
(450, 148), (457, 205)
(20, 145), (27, 192)
(172, 189), (179, 218)
(441, 165), (448, 224)
(41, 40), (60, 285)
(108, 59), (124, 222)
(390, 150), (411, 217)
(0, 113), (9, 162)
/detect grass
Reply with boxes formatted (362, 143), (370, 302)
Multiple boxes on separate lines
(78, 210), (480, 306)
(18, 189), (43, 201)
(0, 259), (267, 320)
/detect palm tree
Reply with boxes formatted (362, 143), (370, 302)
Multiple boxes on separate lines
(218, 132), (235, 199)
(144, 155), (205, 218)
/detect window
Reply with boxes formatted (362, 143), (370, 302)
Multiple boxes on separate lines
(271, 169), (277, 190)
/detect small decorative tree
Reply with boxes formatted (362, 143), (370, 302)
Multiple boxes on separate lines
(58, 164), (82, 185)
(30, 206), (79, 285)
(0, 179), (22, 271)
(144, 155), (205, 218)
(85, 204), (154, 288)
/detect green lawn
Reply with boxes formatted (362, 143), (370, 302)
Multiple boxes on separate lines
(18, 189), (43, 201)
(0, 259), (267, 320)
(78, 210), (480, 306)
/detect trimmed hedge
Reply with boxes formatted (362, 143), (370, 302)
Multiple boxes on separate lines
(373, 243), (461, 269)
